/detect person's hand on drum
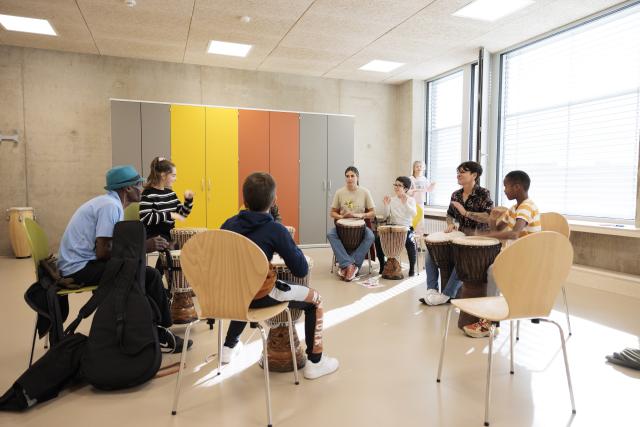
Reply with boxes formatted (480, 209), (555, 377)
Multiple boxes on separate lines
(171, 212), (186, 221)
(146, 235), (170, 253)
(383, 195), (391, 206)
(184, 189), (194, 200)
(445, 223), (456, 233)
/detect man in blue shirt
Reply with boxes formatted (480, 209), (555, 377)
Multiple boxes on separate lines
(58, 165), (191, 353)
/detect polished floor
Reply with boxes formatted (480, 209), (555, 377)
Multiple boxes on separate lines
(0, 248), (638, 427)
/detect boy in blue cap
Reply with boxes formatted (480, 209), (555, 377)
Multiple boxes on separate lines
(58, 165), (192, 353)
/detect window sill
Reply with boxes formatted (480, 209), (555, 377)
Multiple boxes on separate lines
(424, 207), (448, 218)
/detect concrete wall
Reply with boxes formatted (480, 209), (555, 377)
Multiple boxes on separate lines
(0, 45), (403, 256)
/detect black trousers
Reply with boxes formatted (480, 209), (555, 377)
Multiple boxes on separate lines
(68, 260), (172, 328)
(374, 227), (417, 272)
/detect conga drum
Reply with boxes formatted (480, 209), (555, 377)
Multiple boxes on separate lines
(452, 236), (501, 329)
(424, 231), (465, 291)
(6, 207), (34, 258)
(378, 225), (409, 280)
(263, 254), (314, 372)
(159, 250), (198, 324)
(336, 218), (366, 252)
(170, 227), (207, 250)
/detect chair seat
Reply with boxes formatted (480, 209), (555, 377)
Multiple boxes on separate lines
(247, 302), (289, 322)
(452, 296), (510, 322)
(57, 285), (98, 296)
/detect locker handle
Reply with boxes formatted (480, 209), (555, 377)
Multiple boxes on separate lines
(322, 180), (326, 191)
(208, 178), (212, 191)
(328, 180), (332, 191)
(201, 178), (205, 192)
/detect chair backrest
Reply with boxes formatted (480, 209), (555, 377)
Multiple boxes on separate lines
(180, 229), (269, 321)
(23, 217), (50, 274)
(124, 202), (140, 221)
(492, 231), (573, 319)
(540, 212), (570, 238)
(412, 204), (424, 230)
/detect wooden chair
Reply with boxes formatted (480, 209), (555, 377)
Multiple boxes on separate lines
(23, 218), (97, 366)
(436, 231), (575, 426)
(516, 212), (573, 340)
(171, 229), (299, 425)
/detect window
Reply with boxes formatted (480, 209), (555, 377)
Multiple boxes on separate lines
(499, 4), (640, 220)
(426, 71), (464, 207)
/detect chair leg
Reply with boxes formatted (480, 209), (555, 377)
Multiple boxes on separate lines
(257, 323), (274, 427)
(29, 315), (38, 368)
(484, 324), (496, 426)
(509, 321), (515, 375)
(436, 305), (454, 382)
(368, 255), (372, 274)
(330, 254), (335, 273)
(562, 286), (572, 336)
(540, 318), (576, 414)
(171, 319), (198, 415)
(217, 319), (223, 375)
(285, 308), (300, 385)
(516, 320), (520, 341)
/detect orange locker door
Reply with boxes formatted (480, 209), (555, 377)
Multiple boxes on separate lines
(269, 112), (300, 242)
(238, 110), (269, 209)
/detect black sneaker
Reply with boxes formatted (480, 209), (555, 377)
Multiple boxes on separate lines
(158, 327), (193, 354)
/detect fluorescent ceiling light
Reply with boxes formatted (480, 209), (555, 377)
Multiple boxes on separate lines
(207, 40), (252, 57)
(452, 0), (535, 22)
(0, 14), (56, 36)
(359, 60), (404, 73)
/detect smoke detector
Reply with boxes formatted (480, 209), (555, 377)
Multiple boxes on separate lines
(240, 16), (251, 23)
(125, 0), (137, 7)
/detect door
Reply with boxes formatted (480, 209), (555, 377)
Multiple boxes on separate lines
(269, 112), (299, 241)
(238, 109), (269, 209)
(327, 115), (355, 236)
(141, 103), (171, 178)
(170, 105), (206, 228)
(299, 114), (328, 244)
(206, 107), (239, 229)
(111, 101), (141, 173)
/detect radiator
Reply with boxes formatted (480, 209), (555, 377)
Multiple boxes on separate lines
(424, 217), (447, 234)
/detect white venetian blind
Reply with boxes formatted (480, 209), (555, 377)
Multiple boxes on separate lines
(500, 5), (640, 220)
(427, 71), (464, 207)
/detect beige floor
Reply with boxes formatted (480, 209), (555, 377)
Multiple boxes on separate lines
(0, 248), (638, 427)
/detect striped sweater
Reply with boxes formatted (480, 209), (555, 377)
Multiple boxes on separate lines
(139, 187), (193, 240)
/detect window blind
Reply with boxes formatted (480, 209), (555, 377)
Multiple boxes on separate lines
(500, 5), (640, 220)
(427, 71), (464, 207)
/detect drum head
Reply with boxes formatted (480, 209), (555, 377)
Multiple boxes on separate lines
(337, 218), (365, 227)
(425, 230), (465, 243)
(452, 236), (500, 246)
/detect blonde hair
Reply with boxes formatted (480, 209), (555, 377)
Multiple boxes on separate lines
(412, 160), (426, 177)
(145, 157), (175, 188)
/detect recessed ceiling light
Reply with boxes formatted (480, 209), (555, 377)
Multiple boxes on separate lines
(207, 40), (252, 57)
(452, 0), (535, 22)
(0, 14), (57, 36)
(359, 60), (404, 73)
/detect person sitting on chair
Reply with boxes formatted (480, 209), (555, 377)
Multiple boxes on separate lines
(220, 172), (339, 380)
(374, 176), (418, 277)
(57, 165), (192, 353)
(452, 170), (541, 338)
(327, 166), (376, 282)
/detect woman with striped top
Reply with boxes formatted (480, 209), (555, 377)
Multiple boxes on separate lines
(140, 157), (194, 243)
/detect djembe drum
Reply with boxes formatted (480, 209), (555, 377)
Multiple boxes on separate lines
(6, 207), (34, 258)
(378, 225), (409, 280)
(262, 254), (314, 372)
(424, 231), (465, 291)
(159, 250), (198, 324)
(170, 227), (208, 250)
(452, 236), (501, 329)
(336, 218), (366, 252)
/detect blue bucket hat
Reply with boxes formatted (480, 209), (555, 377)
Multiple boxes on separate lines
(104, 165), (144, 191)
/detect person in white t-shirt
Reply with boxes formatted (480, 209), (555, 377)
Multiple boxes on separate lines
(374, 176), (418, 276)
(408, 160), (435, 235)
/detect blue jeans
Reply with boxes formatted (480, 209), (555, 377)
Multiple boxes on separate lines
(327, 226), (375, 269)
(425, 254), (462, 298)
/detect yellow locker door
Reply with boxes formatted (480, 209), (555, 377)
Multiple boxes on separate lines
(170, 105), (207, 228)
(205, 107), (239, 228)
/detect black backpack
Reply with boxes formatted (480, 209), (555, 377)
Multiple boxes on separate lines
(66, 220), (162, 390)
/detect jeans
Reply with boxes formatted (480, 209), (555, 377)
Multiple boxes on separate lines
(425, 254), (462, 298)
(224, 281), (324, 362)
(327, 226), (375, 269)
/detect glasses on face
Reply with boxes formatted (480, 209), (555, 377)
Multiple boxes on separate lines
(393, 183), (403, 188)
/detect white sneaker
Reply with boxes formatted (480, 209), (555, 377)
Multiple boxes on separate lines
(303, 355), (339, 379)
(425, 289), (439, 297)
(426, 292), (450, 306)
(220, 342), (243, 364)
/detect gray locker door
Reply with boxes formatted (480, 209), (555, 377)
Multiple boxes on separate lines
(299, 114), (328, 245)
(327, 115), (355, 236)
(111, 101), (141, 172)
(141, 103), (171, 178)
